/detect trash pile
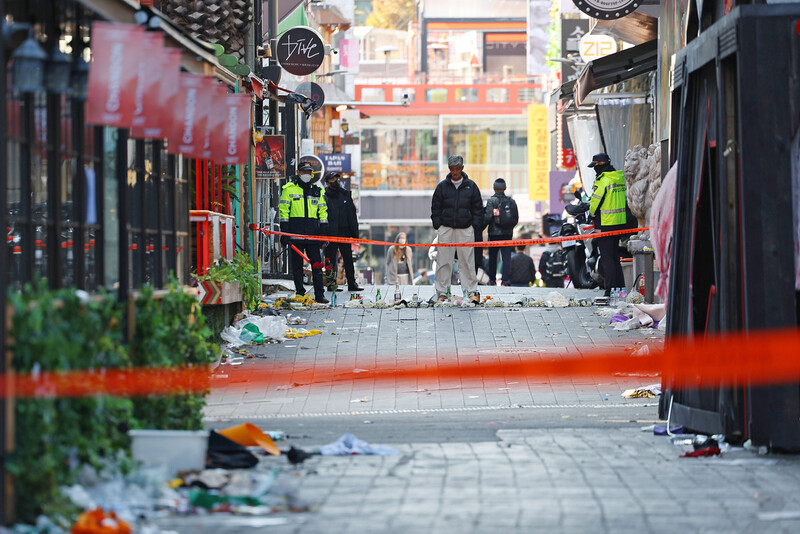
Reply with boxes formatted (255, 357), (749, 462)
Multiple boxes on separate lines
(220, 312), (322, 347)
(644, 422), (774, 460)
(339, 291), (593, 310)
(596, 301), (667, 331)
(12, 425), (398, 534)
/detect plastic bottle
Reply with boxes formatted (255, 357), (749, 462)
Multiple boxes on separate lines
(394, 283), (401, 303)
(611, 288), (618, 306)
(376, 288), (382, 301)
(619, 287), (628, 304)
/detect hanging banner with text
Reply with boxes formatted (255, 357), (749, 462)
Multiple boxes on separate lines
(213, 94), (252, 165)
(527, 104), (549, 200)
(129, 32), (164, 138)
(86, 22), (145, 128)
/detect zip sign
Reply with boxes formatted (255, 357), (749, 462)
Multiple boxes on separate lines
(579, 34), (617, 63)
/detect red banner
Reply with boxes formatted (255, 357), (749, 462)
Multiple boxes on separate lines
(146, 48), (182, 141)
(168, 74), (213, 157)
(86, 22), (145, 127)
(130, 32), (165, 138)
(212, 94), (252, 165)
(202, 84), (231, 160)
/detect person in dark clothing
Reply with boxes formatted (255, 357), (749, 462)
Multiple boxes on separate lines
(508, 245), (537, 287)
(322, 172), (363, 292)
(430, 155), (484, 302)
(280, 162), (329, 303)
(483, 178), (519, 285)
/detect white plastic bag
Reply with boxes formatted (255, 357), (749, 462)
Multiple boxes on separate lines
(221, 314), (287, 346)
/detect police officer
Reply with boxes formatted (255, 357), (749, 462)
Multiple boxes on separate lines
(588, 153), (627, 298)
(280, 162), (329, 303)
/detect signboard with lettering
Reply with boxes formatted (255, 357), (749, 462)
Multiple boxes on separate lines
(254, 133), (286, 179)
(276, 26), (324, 76)
(86, 22), (144, 127)
(212, 94), (252, 165)
(561, 19), (589, 83)
(571, 0), (641, 20)
(319, 153), (351, 173)
(579, 34), (618, 63)
(296, 82), (325, 113)
(527, 105), (549, 201)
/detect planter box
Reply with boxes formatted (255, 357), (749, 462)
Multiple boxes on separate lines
(197, 280), (242, 305)
(129, 429), (209, 473)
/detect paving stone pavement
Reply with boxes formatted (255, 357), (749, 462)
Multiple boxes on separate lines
(204, 285), (664, 421)
(172, 285), (800, 533)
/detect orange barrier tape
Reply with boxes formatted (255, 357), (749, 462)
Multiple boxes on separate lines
(249, 224), (648, 248)
(2, 328), (799, 398)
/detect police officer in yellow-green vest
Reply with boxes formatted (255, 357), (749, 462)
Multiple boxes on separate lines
(588, 153), (627, 298)
(279, 162), (329, 304)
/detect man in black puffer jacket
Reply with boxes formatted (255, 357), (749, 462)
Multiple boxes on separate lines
(430, 155), (484, 303)
(322, 172), (363, 292)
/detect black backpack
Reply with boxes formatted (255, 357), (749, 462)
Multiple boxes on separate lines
(496, 196), (518, 229)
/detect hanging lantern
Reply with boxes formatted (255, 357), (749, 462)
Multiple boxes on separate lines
(71, 56), (90, 101)
(46, 46), (72, 94)
(11, 34), (47, 93)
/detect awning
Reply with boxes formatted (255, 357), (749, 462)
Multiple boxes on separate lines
(311, 5), (351, 30)
(590, 11), (657, 46)
(551, 79), (577, 102)
(278, 3), (309, 34)
(574, 39), (657, 107)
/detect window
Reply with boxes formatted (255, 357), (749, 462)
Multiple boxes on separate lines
(425, 88), (448, 103)
(361, 127), (439, 190)
(392, 88), (416, 103)
(455, 88), (478, 102)
(487, 88), (509, 103)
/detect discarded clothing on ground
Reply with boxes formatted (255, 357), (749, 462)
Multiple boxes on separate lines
(621, 383), (661, 398)
(318, 433), (398, 456)
(681, 446), (721, 458)
(206, 430), (259, 469)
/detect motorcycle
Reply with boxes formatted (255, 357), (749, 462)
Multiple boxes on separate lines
(559, 201), (602, 289)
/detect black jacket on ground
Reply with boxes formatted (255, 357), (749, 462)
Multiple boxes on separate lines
(430, 172), (483, 230)
(483, 192), (519, 237)
(324, 184), (359, 237)
(508, 251), (536, 286)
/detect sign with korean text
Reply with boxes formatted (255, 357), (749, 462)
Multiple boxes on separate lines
(561, 19), (589, 83)
(254, 133), (286, 179)
(276, 26), (324, 76)
(319, 153), (351, 173)
(527, 105), (549, 201)
(86, 22), (144, 127)
(339, 38), (360, 73)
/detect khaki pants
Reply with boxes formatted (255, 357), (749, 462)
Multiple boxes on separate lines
(434, 226), (478, 296)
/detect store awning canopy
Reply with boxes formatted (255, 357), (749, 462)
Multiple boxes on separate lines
(574, 39), (657, 107)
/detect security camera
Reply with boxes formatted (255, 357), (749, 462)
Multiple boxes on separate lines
(401, 92), (410, 106)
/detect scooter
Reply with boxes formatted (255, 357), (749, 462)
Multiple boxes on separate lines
(559, 201), (602, 289)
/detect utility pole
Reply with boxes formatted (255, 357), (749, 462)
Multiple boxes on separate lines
(0, 0), (8, 523)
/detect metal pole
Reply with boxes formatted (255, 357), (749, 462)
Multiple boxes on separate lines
(0, 0), (9, 520)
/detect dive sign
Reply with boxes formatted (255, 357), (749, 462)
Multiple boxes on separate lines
(571, 0), (641, 20)
(277, 26), (324, 76)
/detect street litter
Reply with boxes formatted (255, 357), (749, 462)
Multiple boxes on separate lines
(621, 384), (661, 398)
(284, 328), (323, 339)
(221, 314), (286, 346)
(351, 397), (369, 403)
(218, 423), (281, 456)
(757, 511), (800, 521)
(649, 424), (684, 435)
(318, 433), (398, 456)
(285, 314), (307, 325)
(681, 446), (721, 457)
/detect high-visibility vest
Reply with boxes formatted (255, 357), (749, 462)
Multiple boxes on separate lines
(589, 170), (627, 227)
(279, 180), (328, 236)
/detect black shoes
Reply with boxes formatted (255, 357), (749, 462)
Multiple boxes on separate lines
(348, 285), (364, 291)
(315, 296), (330, 304)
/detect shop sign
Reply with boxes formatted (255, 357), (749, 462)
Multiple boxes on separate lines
(276, 26), (324, 76)
(571, 0), (641, 20)
(579, 34), (617, 63)
(527, 105), (549, 201)
(130, 32), (164, 137)
(319, 153), (351, 173)
(298, 154), (325, 181)
(212, 94), (252, 165)
(296, 81), (325, 113)
(254, 133), (286, 179)
(86, 22), (145, 127)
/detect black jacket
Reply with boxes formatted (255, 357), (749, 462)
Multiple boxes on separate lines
(483, 192), (519, 237)
(430, 172), (483, 230)
(509, 251), (536, 286)
(324, 184), (359, 238)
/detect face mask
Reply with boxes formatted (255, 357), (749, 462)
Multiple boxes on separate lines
(299, 173), (312, 183)
(399, 239), (407, 244)
(328, 181), (340, 189)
